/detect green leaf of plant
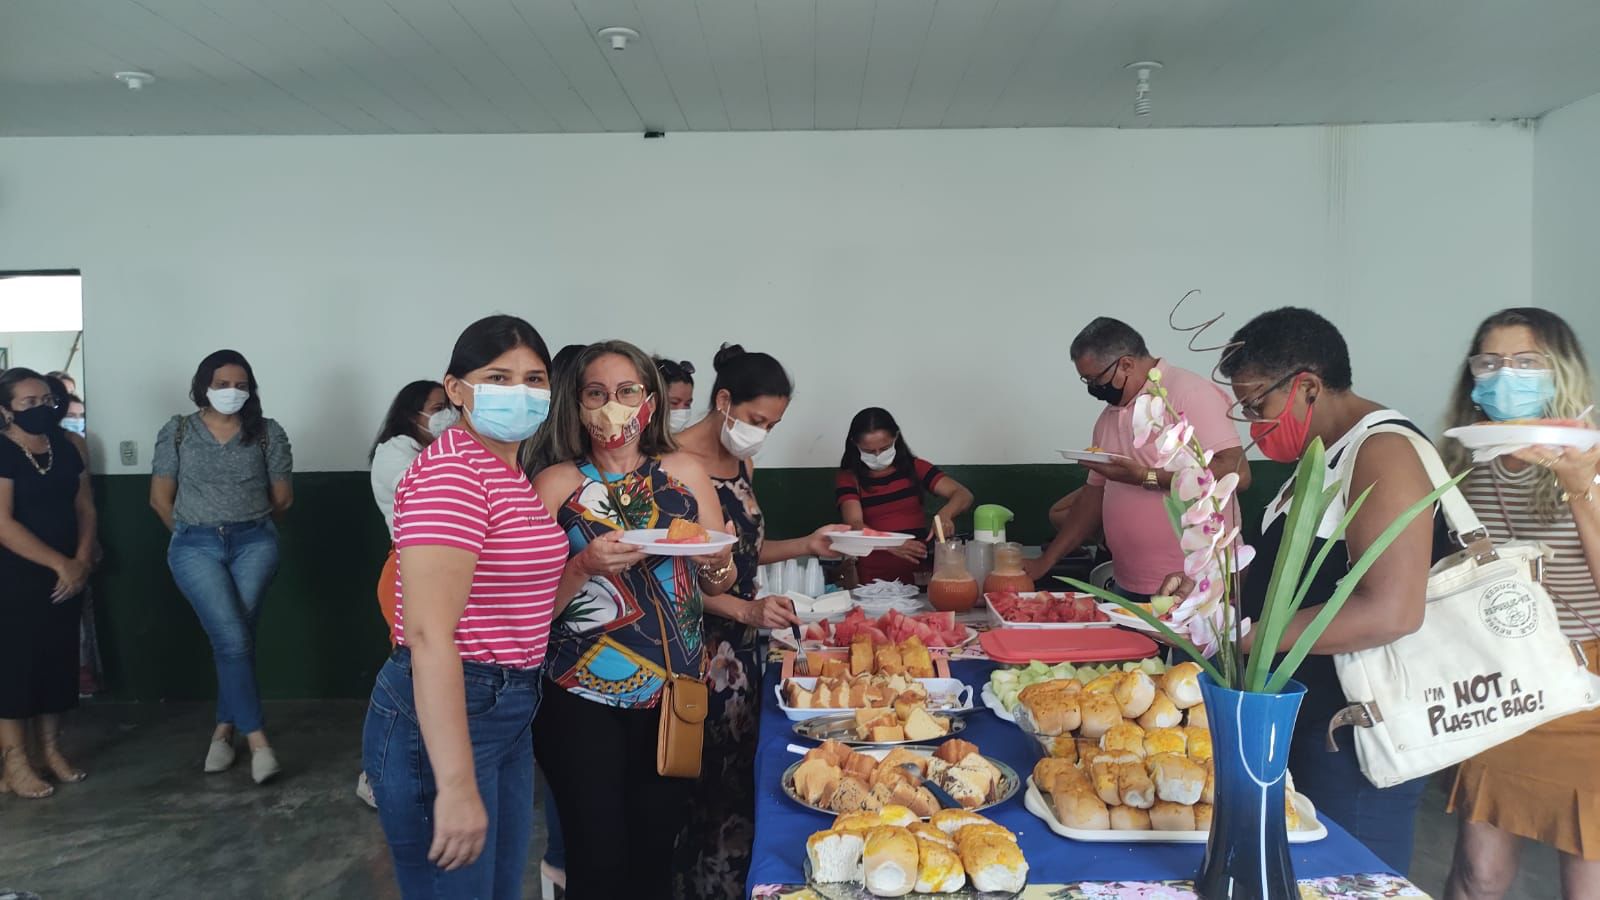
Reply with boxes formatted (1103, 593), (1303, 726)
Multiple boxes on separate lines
(1245, 437), (1328, 693)
(1283, 485), (1374, 627)
(1164, 494), (1187, 541)
(1056, 576), (1226, 685)
(1263, 473), (1466, 694)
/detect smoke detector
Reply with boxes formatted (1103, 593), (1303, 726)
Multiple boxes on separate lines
(114, 71), (155, 91)
(597, 27), (640, 51)
(1124, 61), (1163, 117)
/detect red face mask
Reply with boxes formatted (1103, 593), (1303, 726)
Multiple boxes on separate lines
(1249, 374), (1313, 463)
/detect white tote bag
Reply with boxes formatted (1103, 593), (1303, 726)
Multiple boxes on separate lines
(1327, 425), (1600, 788)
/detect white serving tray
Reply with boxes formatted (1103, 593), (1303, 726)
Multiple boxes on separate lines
(1022, 777), (1327, 843)
(775, 677), (974, 722)
(984, 593), (1119, 630)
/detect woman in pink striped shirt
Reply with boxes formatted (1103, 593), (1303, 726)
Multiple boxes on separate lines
(362, 316), (642, 900)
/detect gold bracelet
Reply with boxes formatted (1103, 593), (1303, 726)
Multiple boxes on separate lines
(1561, 475), (1600, 504)
(698, 560), (735, 583)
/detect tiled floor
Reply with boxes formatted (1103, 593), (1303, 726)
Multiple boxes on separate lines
(0, 701), (1564, 899)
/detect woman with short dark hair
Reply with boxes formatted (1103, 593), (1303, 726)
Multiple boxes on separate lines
(150, 350), (293, 783)
(0, 368), (96, 798)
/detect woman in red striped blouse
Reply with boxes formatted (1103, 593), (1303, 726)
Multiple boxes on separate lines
(835, 407), (973, 585)
(363, 316), (641, 900)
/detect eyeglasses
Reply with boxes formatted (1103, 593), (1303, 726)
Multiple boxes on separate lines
(10, 394), (60, 412)
(1080, 357), (1124, 386)
(579, 382), (647, 410)
(1233, 370), (1305, 422)
(1468, 352), (1550, 378)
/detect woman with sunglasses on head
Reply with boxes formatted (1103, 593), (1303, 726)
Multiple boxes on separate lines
(1440, 309), (1600, 900)
(667, 343), (848, 900)
(654, 357), (697, 433)
(524, 340), (733, 900)
(0, 369), (96, 798)
(364, 316), (570, 899)
(836, 407), (974, 586)
(1211, 307), (1454, 871)
(151, 350), (293, 784)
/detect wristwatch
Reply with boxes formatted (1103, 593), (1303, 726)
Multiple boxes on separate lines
(1142, 467), (1161, 492)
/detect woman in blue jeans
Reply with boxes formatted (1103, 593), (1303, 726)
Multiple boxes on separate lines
(150, 350), (293, 784)
(363, 316), (630, 899)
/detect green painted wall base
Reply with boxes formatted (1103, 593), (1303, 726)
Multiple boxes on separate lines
(87, 461), (1291, 702)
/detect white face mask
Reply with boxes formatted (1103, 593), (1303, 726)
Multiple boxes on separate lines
(207, 387), (250, 415)
(668, 409), (695, 433)
(860, 446), (897, 471)
(425, 407), (459, 437)
(719, 407), (768, 459)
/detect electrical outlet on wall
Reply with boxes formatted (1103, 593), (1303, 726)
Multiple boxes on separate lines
(119, 440), (137, 466)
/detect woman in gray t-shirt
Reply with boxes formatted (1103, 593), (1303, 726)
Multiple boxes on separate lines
(150, 350), (293, 784)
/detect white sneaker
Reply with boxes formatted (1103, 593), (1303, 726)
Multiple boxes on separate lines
(204, 739), (236, 773)
(251, 747), (281, 785)
(356, 771), (377, 809)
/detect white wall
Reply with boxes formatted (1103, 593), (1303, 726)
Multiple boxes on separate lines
(0, 331), (86, 397)
(0, 125), (1535, 473)
(1534, 91), (1600, 341)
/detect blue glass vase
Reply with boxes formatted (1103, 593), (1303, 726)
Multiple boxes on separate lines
(1195, 673), (1306, 900)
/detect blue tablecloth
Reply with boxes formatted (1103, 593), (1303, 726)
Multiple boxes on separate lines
(747, 658), (1395, 895)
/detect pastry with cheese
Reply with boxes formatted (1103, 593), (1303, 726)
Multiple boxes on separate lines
(913, 832), (966, 893)
(1137, 692), (1183, 729)
(862, 826), (918, 897)
(956, 832), (1028, 893)
(1162, 662), (1204, 709)
(806, 829), (866, 883)
(1114, 670), (1157, 718)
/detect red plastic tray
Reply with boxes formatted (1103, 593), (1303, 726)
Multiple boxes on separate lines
(978, 627), (1158, 664)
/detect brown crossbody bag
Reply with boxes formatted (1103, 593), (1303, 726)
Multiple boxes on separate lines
(647, 593), (707, 778)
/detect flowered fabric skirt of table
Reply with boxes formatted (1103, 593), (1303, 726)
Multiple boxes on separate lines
(752, 871), (1429, 899)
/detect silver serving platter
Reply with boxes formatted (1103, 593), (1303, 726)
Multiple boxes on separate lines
(781, 747), (1021, 817)
(803, 858), (1025, 899)
(792, 712), (968, 747)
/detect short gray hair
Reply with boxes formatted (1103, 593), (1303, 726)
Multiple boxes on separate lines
(1069, 317), (1149, 364)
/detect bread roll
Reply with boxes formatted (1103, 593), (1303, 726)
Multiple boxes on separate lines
(1162, 662), (1204, 709)
(1186, 702), (1209, 729)
(1148, 753), (1206, 805)
(954, 823), (1018, 847)
(793, 757), (840, 806)
(1150, 800), (1198, 831)
(1018, 678), (1080, 707)
(1200, 759), (1215, 805)
(1184, 725), (1213, 761)
(1101, 722), (1147, 757)
(1050, 735), (1079, 763)
(1114, 670), (1157, 718)
(1033, 758), (1086, 794)
(1110, 805), (1152, 830)
(913, 833), (966, 893)
(1089, 760), (1122, 806)
(831, 812), (883, 834)
(1078, 693), (1123, 739)
(1193, 802), (1213, 831)
(1077, 737), (1103, 763)
(1083, 672), (1124, 694)
(807, 829), (866, 883)
(1144, 727), (1187, 757)
(1051, 784), (1111, 830)
(931, 808), (992, 836)
(1026, 692), (1082, 736)
(878, 804), (918, 828)
(863, 826), (918, 897)
(909, 821), (953, 847)
(1138, 692), (1183, 729)
(956, 833), (1029, 894)
(1118, 762), (1156, 809)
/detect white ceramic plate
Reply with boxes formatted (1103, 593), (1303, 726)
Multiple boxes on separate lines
(1444, 423), (1600, 451)
(1057, 449), (1125, 464)
(617, 528), (737, 557)
(979, 684), (1016, 723)
(828, 530), (915, 558)
(774, 678), (975, 721)
(1098, 603), (1162, 633)
(1022, 778), (1328, 843)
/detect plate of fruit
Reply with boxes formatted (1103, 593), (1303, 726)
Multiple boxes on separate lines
(618, 519), (738, 556)
(773, 609), (977, 650)
(985, 592), (1114, 629)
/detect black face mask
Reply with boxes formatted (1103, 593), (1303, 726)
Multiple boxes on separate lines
(10, 406), (58, 436)
(1085, 370), (1127, 406)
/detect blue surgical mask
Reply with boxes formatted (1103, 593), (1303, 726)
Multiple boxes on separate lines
(466, 383), (550, 442)
(61, 417), (86, 435)
(1471, 369), (1555, 422)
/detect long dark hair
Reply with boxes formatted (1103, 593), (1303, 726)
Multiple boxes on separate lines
(370, 380), (445, 461)
(190, 349), (266, 443)
(446, 315), (552, 387)
(525, 340), (675, 475)
(840, 407), (917, 485)
(709, 343), (791, 409)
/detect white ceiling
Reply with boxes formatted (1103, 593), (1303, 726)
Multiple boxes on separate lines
(3, 0), (1600, 137)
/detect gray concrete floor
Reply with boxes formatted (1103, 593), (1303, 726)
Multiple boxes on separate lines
(0, 700), (552, 900)
(0, 701), (1564, 899)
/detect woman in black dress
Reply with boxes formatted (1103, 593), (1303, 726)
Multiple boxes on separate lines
(0, 368), (96, 799)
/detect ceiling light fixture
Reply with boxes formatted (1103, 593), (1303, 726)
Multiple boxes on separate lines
(1124, 61), (1163, 117)
(113, 71), (155, 91)
(597, 27), (640, 52)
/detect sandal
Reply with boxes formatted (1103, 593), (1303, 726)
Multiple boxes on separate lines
(1, 747), (54, 799)
(41, 742), (86, 784)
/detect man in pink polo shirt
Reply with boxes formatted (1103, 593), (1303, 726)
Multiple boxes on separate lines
(1025, 318), (1251, 600)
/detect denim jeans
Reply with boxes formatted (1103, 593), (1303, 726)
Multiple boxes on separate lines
(1290, 724), (1429, 874)
(167, 518), (279, 735)
(365, 649), (543, 900)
